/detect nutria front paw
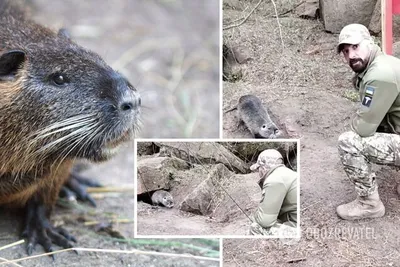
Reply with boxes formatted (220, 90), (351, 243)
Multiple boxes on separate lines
(62, 172), (102, 207)
(22, 200), (77, 258)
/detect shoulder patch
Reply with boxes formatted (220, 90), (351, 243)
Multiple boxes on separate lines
(362, 86), (375, 107)
(365, 86), (375, 96)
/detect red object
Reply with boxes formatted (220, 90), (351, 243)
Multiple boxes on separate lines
(384, 0), (400, 55)
(393, 0), (400, 14)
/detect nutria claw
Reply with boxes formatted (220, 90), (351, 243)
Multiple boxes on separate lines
(21, 199), (76, 258)
(64, 173), (102, 207)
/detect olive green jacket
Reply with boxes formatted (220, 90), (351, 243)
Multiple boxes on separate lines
(253, 165), (298, 228)
(352, 44), (400, 137)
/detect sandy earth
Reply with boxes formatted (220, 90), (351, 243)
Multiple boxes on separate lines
(0, 1), (220, 266)
(136, 165), (257, 237)
(223, 1), (400, 266)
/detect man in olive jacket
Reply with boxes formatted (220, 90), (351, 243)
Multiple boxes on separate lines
(336, 23), (400, 220)
(249, 149), (298, 236)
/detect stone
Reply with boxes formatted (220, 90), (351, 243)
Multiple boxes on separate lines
(319, 0), (377, 33)
(137, 157), (190, 194)
(156, 142), (248, 173)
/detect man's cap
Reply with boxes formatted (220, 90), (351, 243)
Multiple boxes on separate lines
(250, 149), (283, 171)
(337, 23), (372, 53)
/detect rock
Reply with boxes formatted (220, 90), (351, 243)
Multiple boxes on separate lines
(297, 0), (319, 19)
(179, 162), (262, 222)
(223, 44), (243, 82)
(156, 142), (248, 173)
(137, 157), (190, 195)
(211, 172), (261, 222)
(137, 142), (159, 156)
(221, 142), (296, 160)
(221, 142), (298, 171)
(179, 164), (233, 215)
(319, 0), (377, 33)
(368, 0), (381, 34)
(393, 42), (400, 58)
(368, 0), (400, 36)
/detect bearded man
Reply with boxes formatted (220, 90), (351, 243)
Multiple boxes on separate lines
(336, 23), (400, 220)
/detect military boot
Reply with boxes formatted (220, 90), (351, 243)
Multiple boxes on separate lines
(336, 191), (385, 220)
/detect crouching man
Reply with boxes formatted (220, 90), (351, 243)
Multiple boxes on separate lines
(336, 24), (400, 220)
(249, 149), (298, 236)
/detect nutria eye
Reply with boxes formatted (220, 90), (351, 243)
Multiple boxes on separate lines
(52, 73), (67, 86)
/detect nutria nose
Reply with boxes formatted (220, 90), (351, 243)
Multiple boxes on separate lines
(120, 102), (133, 111)
(118, 95), (141, 113)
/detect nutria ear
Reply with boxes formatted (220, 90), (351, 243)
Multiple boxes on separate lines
(58, 28), (71, 40)
(0, 50), (26, 81)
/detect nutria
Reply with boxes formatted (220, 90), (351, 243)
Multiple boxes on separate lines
(151, 190), (174, 208)
(226, 94), (282, 138)
(0, 0), (141, 255)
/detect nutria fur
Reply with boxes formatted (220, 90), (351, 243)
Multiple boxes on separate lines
(151, 190), (174, 208)
(0, 0), (141, 254)
(227, 94), (282, 138)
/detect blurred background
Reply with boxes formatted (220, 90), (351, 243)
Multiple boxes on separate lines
(31, 0), (220, 139)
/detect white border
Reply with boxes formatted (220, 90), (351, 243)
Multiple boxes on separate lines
(219, 237), (223, 267)
(134, 138), (301, 240)
(219, 0), (223, 140)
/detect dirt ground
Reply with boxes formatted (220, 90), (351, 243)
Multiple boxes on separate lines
(0, 1), (220, 266)
(137, 165), (256, 237)
(223, 1), (400, 266)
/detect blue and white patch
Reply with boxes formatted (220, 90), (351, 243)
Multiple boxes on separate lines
(365, 86), (375, 96)
(362, 86), (375, 107)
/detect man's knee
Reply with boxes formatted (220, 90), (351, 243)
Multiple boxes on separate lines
(338, 131), (360, 153)
(249, 222), (269, 235)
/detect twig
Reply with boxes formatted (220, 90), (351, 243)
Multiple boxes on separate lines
(111, 38), (179, 70)
(84, 218), (134, 226)
(86, 186), (135, 193)
(0, 247), (220, 265)
(0, 257), (23, 267)
(272, 1), (305, 17)
(271, 0), (285, 50)
(223, 0), (263, 30)
(287, 257), (306, 263)
(226, 6), (250, 24)
(301, 200), (323, 212)
(0, 240), (24, 251)
(0, 240), (25, 267)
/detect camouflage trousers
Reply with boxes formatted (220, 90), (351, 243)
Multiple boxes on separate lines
(249, 222), (298, 237)
(338, 131), (400, 197)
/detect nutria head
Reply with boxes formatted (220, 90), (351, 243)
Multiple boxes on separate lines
(257, 123), (280, 139)
(162, 193), (174, 208)
(0, 23), (141, 173)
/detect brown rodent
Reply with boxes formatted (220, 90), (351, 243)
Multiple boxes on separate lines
(0, 0), (141, 255)
(151, 190), (174, 208)
(226, 94), (282, 138)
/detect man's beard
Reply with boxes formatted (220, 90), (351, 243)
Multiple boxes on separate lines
(349, 58), (367, 73)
